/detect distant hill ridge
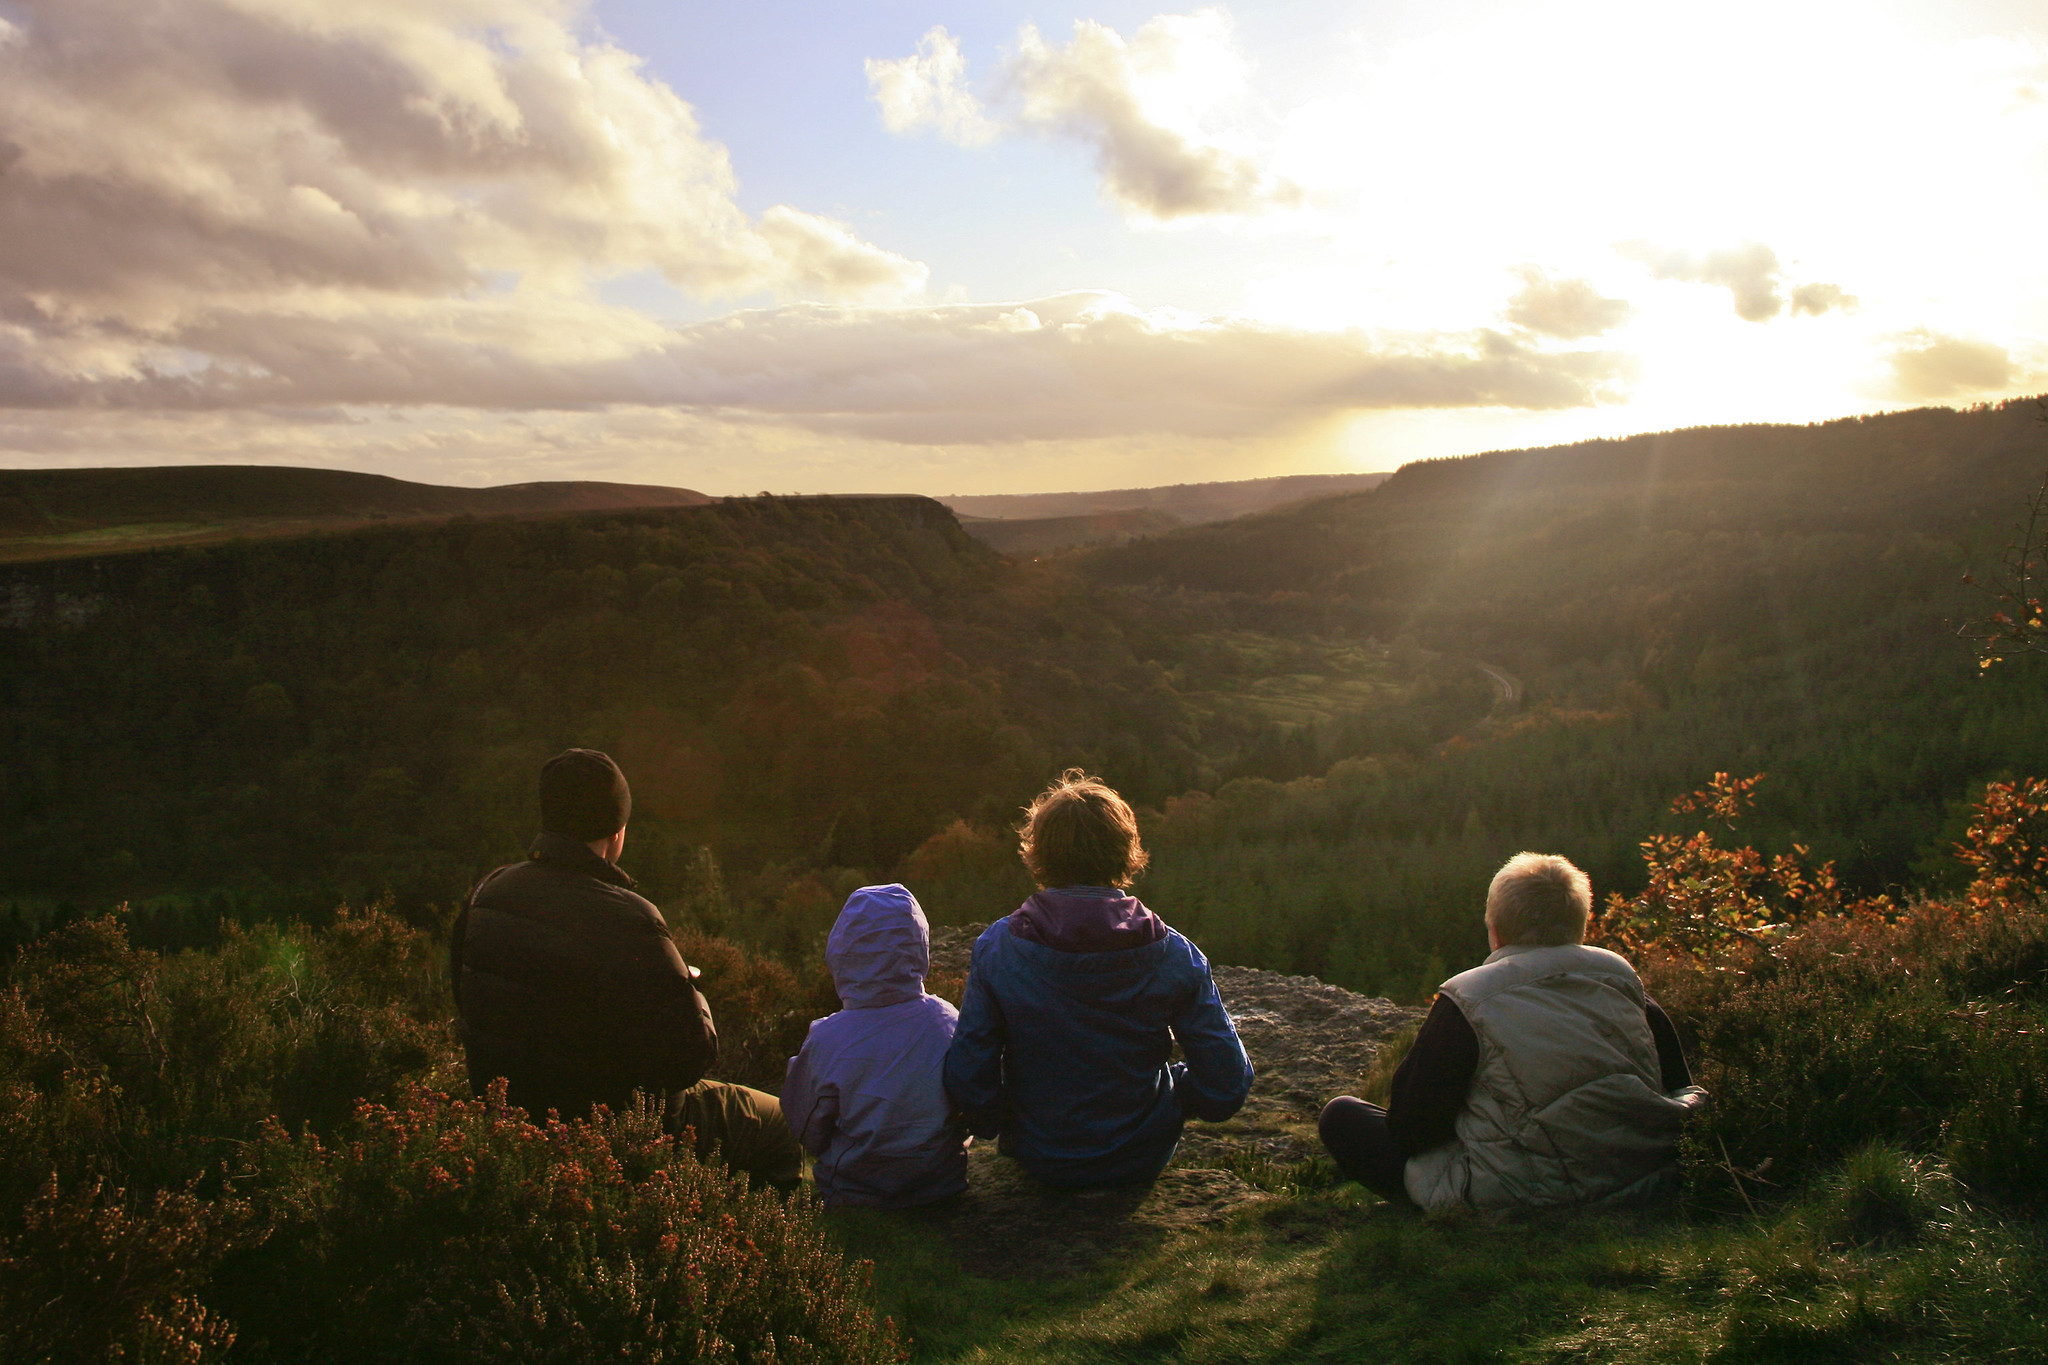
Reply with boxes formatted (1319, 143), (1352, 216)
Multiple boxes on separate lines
(0, 464), (714, 561)
(1373, 401), (2048, 507)
(1084, 399), (2048, 603)
(941, 471), (1393, 525)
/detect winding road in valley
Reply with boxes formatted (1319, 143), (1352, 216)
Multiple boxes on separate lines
(1475, 660), (1523, 709)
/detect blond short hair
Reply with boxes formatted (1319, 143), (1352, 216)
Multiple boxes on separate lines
(1018, 769), (1149, 889)
(1485, 852), (1592, 947)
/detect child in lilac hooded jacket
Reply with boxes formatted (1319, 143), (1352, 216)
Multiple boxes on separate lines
(783, 884), (968, 1208)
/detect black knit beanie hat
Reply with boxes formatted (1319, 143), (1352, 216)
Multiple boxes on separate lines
(540, 748), (632, 842)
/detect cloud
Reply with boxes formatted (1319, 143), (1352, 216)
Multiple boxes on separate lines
(1619, 241), (1853, 322)
(1504, 269), (1632, 339)
(1789, 282), (1856, 317)
(1883, 329), (2013, 400)
(0, 0), (927, 410)
(0, 291), (1633, 440)
(865, 27), (998, 146)
(869, 13), (1298, 221)
(0, 3), (1624, 455)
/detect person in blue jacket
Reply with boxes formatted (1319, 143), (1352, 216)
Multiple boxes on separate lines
(943, 768), (1253, 1186)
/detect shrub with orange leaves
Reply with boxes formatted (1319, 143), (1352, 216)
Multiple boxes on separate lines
(1621, 773), (2048, 1209)
(1596, 772), (1885, 959)
(1957, 776), (2048, 912)
(674, 930), (839, 1091)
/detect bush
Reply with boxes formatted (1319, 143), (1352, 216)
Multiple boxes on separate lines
(0, 907), (460, 1200)
(1599, 771), (1886, 960)
(676, 931), (839, 1092)
(0, 1175), (247, 1364)
(1633, 776), (2048, 1208)
(218, 1084), (903, 1364)
(1649, 899), (2048, 1206)
(0, 906), (900, 1362)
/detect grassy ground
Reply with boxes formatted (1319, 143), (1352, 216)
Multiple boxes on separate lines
(830, 1146), (2048, 1364)
(1177, 631), (1405, 729)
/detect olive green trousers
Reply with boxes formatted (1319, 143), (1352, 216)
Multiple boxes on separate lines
(667, 1079), (804, 1188)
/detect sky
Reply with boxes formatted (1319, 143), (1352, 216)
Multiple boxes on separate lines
(0, 0), (2043, 495)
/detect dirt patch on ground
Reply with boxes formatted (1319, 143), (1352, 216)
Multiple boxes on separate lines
(920, 925), (1424, 1276)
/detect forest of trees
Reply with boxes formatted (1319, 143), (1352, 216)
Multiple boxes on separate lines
(4, 399), (2048, 1003)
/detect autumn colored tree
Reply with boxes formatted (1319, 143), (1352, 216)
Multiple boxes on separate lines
(1596, 772), (1881, 959)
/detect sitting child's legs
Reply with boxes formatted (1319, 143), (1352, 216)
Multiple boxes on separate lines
(1318, 1097), (1413, 1205)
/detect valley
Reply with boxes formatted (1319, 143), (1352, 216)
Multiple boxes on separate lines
(7, 399), (2048, 1363)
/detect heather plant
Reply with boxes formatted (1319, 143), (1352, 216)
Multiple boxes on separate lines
(219, 1083), (904, 1365)
(0, 906), (459, 1200)
(0, 1174), (247, 1364)
(0, 905), (903, 1363)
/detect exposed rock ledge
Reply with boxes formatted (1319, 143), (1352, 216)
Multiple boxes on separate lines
(905, 925), (1423, 1276)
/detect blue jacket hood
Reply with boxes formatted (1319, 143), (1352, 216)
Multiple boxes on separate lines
(826, 883), (929, 1009)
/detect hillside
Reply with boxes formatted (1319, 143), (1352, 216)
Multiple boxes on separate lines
(8, 492), (1453, 952)
(985, 399), (2048, 993)
(0, 464), (714, 562)
(958, 507), (1183, 555)
(0, 496), (1043, 913)
(8, 401), (2048, 1004)
(13, 408), (2048, 1361)
(940, 471), (1392, 526)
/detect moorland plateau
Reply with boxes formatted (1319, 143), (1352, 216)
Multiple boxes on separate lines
(6, 397), (2048, 1361)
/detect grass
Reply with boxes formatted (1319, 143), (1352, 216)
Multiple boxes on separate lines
(1178, 631), (1403, 729)
(833, 1144), (2048, 1363)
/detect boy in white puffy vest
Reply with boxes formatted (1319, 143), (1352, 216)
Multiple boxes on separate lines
(1319, 852), (1706, 1209)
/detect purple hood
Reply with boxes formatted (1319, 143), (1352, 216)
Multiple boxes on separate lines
(1008, 888), (1166, 953)
(826, 883), (929, 1009)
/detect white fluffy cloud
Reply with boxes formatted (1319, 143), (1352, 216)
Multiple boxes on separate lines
(1504, 270), (1632, 340)
(1883, 330), (2015, 400)
(868, 12), (1298, 221)
(866, 27), (999, 147)
(1618, 241), (1855, 323)
(0, 0), (927, 411)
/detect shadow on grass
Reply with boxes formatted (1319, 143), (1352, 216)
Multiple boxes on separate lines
(826, 1201), (1127, 1360)
(832, 1148), (2048, 1364)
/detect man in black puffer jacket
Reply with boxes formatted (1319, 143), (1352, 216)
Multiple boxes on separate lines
(450, 748), (800, 1185)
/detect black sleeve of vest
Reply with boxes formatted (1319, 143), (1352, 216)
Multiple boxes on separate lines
(1644, 997), (1691, 1090)
(1385, 994), (1480, 1158)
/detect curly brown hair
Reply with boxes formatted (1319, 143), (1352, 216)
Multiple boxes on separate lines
(1017, 768), (1150, 889)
